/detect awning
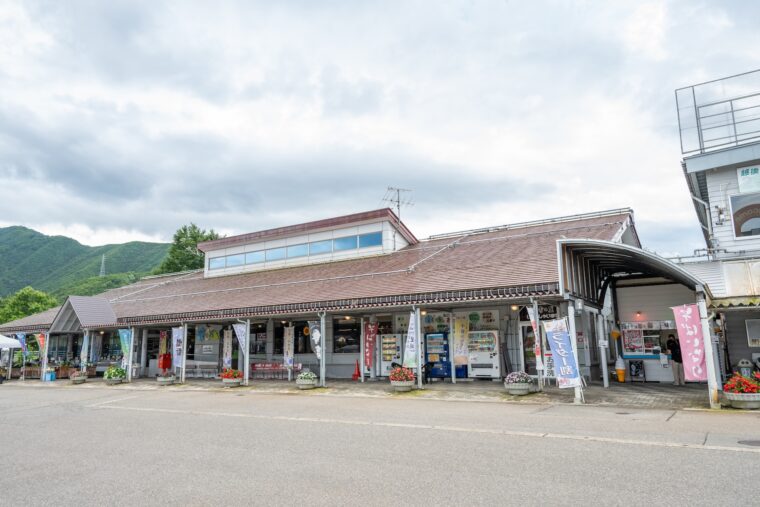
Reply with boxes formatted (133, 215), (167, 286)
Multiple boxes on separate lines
(711, 297), (760, 309)
(0, 334), (22, 349)
(48, 296), (118, 333)
(557, 239), (711, 306)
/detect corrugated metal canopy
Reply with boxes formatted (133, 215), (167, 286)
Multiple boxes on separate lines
(49, 296), (117, 333)
(558, 239), (711, 306)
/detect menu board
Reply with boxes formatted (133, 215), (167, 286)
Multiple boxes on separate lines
(623, 329), (644, 354)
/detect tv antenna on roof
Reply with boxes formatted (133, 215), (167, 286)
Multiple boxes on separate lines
(381, 186), (414, 220)
(380, 187), (414, 250)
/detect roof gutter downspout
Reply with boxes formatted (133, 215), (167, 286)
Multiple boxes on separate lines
(691, 195), (714, 250)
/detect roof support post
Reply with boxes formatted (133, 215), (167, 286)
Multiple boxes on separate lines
(319, 312), (326, 387)
(414, 306), (423, 390)
(696, 290), (720, 409)
(244, 319), (251, 386)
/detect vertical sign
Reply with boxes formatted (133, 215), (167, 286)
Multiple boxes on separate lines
(672, 304), (707, 381)
(223, 329), (233, 368)
(403, 311), (417, 368)
(452, 317), (469, 365)
(283, 326), (294, 368)
(308, 321), (322, 360)
(232, 323), (246, 350)
(364, 322), (378, 369)
(526, 306), (544, 370)
(542, 318), (581, 388)
(118, 329), (131, 369)
(171, 327), (184, 369)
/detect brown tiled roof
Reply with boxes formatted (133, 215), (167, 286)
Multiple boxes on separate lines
(197, 208), (418, 252)
(0, 211), (630, 331)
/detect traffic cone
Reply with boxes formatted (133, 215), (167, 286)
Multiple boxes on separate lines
(352, 360), (360, 381)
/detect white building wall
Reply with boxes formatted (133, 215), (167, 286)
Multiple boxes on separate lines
(679, 260), (726, 297)
(616, 284), (696, 322)
(706, 168), (760, 254)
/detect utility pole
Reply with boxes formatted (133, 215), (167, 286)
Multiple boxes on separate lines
(99, 254), (106, 277)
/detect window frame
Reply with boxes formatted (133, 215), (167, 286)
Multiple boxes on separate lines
(209, 257), (226, 270)
(358, 231), (383, 248)
(333, 235), (358, 251)
(729, 190), (760, 240)
(747, 319), (760, 348)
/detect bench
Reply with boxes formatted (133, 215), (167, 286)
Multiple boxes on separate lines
(251, 362), (302, 379)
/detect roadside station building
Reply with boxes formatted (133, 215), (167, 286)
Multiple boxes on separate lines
(0, 207), (725, 406)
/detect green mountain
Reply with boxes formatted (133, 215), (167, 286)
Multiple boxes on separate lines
(0, 226), (170, 297)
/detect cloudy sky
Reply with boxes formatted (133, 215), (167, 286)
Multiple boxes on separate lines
(1, 1), (759, 256)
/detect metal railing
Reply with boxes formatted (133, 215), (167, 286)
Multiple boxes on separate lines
(676, 69), (760, 155)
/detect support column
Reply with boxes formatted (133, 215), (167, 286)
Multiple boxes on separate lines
(319, 312), (326, 387)
(81, 331), (89, 373)
(697, 291), (720, 409)
(244, 319), (251, 386)
(449, 311), (456, 384)
(140, 329), (148, 374)
(415, 307), (422, 390)
(566, 303), (583, 404)
(359, 317), (365, 383)
(181, 323), (188, 384)
(597, 314), (609, 388)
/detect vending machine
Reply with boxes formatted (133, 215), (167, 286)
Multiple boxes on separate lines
(467, 330), (501, 379)
(425, 333), (451, 378)
(379, 334), (402, 376)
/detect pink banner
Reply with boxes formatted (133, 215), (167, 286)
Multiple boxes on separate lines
(364, 322), (378, 368)
(671, 304), (707, 382)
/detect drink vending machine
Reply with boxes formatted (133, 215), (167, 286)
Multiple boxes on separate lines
(379, 334), (402, 376)
(424, 333), (451, 378)
(467, 330), (501, 379)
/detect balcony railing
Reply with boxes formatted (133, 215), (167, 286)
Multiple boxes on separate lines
(676, 69), (760, 155)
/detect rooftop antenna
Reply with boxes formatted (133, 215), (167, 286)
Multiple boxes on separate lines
(99, 254), (106, 277)
(381, 186), (414, 250)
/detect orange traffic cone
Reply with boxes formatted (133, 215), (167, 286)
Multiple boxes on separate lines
(352, 360), (360, 381)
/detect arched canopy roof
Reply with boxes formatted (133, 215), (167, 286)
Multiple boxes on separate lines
(557, 239), (711, 307)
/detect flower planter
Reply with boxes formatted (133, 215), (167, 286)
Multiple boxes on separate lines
(724, 392), (760, 410)
(156, 376), (175, 386)
(390, 380), (415, 392)
(504, 383), (531, 396)
(296, 378), (317, 390)
(105, 378), (123, 386)
(222, 378), (242, 388)
(70, 377), (86, 385)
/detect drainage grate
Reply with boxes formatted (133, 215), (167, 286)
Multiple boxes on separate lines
(738, 440), (760, 447)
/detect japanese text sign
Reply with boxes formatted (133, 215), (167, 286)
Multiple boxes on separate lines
(671, 304), (707, 381)
(542, 318), (581, 389)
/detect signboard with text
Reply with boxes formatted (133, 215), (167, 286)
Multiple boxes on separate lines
(542, 318), (581, 389)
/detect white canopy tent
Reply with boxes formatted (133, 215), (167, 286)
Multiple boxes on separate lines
(0, 334), (22, 382)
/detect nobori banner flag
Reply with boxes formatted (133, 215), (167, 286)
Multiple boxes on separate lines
(526, 306), (544, 370)
(671, 304), (707, 381)
(15, 333), (26, 354)
(364, 322), (378, 368)
(542, 318), (581, 389)
(308, 321), (322, 360)
(171, 327), (184, 368)
(283, 326), (294, 368)
(232, 323), (246, 350)
(402, 311), (417, 368)
(222, 329), (233, 368)
(118, 329), (132, 368)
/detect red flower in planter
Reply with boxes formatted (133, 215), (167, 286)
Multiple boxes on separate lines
(221, 368), (242, 379)
(723, 373), (760, 394)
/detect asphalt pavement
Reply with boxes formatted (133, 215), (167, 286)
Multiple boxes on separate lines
(1, 384), (758, 506)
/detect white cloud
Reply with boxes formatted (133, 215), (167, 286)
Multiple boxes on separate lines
(0, 0), (758, 255)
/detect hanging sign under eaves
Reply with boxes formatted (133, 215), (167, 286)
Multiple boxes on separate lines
(738, 165), (760, 193)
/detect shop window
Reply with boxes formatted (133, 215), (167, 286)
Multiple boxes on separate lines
(334, 236), (357, 251)
(273, 324), (284, 354)
(245, 251), (265, 264)
(287, 244), (309, 258)
(747, 319), (760, 348)
(266, 247), (287, 261)
(731, 192), (760, 238)
(358, 231), (383, 248)
(226, 253), (245, 267)
(333, 318), (360, 353)
(209, 257), (225, 270)
(309, 239), (332, 255)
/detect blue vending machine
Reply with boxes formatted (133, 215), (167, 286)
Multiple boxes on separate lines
(425, 333), (451, 378)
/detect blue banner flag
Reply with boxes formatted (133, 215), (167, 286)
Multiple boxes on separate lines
(542, 318), (581, 389)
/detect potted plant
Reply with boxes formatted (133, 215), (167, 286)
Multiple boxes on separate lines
(103, 365), (126, 385)
(389, 366), (416, 392)
(722, 372), (760, 409)
(69, 369), (87, 385)
(221, 368), (243, 387)
(504, 371), (533, 396)
(156, 371), (175, 386)
(296, 371), (318, 390)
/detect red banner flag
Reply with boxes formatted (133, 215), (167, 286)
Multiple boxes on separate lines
(37, 333), (46, 355)
(364, 322), (378, 369)
(671, 304), (707, 382)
